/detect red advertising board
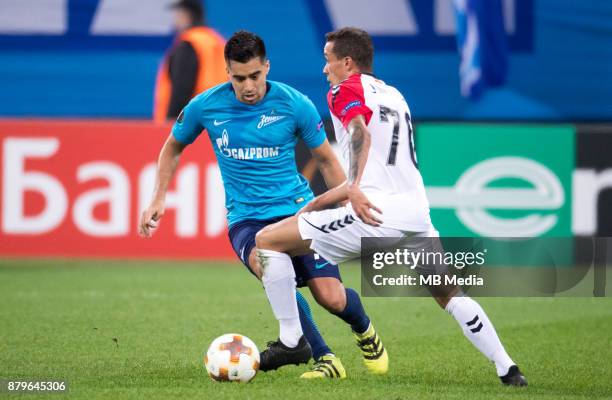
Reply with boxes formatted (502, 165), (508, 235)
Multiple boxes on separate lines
(0, 119), (234, 259)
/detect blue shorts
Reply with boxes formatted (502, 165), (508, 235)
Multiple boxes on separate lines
(228, 216), (342, 288)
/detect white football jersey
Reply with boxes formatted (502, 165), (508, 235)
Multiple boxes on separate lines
(327, 73), (432, 231)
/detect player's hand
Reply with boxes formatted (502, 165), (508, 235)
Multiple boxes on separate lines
(348, 185), (382, 226)
(139, 200), (165, 238)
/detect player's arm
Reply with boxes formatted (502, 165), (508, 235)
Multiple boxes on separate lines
(295, 95), (346, 188)
(302, 116), (381, 225)
(314, 80), (381, 225)
(139, 97), (204, 237)
(296, 181), (348, 217)
(297, 141), (347, 215)
(345, 115), (382, 226)
(139, 135), (186, 237)
(309, 139), (346, 190)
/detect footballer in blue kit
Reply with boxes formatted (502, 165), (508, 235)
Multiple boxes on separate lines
(140, 31), (380, 379)
(173, 79), (325, 225)
(172, 77), (344, 286)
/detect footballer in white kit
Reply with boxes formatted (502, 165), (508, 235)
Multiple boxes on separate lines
(297, 71), (436, 264)
(256, 27), (527, 386)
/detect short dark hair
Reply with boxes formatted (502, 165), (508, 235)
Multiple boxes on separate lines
(325, 27), (374, 71)
(224, 30), (267, 63)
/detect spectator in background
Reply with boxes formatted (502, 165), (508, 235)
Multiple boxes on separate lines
(153, 0), (227, 123)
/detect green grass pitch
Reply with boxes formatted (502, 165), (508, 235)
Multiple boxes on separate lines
(1, 259), (611, 399)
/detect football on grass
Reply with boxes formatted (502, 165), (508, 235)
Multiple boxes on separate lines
(204, 334), (260, 383)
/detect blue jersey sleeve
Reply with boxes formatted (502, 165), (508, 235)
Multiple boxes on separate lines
(295, 95), (327, 149)
(171, 96), (204, 145)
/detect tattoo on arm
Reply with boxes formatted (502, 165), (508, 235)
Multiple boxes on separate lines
(348, 119), (369, 185)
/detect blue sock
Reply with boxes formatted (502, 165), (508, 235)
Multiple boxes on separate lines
(334, 288), (371, 334)
(296, 291), (332, 360)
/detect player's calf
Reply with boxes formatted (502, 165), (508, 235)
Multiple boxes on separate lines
(308, 277), (347, 313)
(246, 249), (263, 279)
(445, 295), (527, 385)
(258, 249), (303, 347)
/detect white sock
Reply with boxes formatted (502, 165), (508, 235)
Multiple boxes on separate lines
(257, 249), (302, 348)
(445, 296), (515, 376)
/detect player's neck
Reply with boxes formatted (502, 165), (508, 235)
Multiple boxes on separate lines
(345, 70), (375, 80)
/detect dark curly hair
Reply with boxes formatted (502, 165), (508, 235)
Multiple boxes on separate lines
(224, 30), (266, 63)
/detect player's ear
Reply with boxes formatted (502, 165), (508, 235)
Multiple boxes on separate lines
(265, 59), (270, 74)
(343, 56), (352, 70)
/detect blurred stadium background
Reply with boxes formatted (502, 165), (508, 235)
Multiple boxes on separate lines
(0, 0), (610, 258)
(0, 1), (611, 398)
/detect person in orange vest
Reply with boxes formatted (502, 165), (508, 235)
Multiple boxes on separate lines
(153, 0), (227, 123)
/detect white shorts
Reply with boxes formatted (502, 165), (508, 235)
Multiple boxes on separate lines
(297, 206), (437, 264)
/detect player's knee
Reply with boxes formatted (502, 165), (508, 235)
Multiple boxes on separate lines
(255, 228), (273, 250)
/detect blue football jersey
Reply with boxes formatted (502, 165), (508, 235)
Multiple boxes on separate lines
(172, 81), (327, 226)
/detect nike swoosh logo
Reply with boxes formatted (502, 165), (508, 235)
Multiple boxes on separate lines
(315, 261), (330, 270)
(214, 119), (231, 126)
